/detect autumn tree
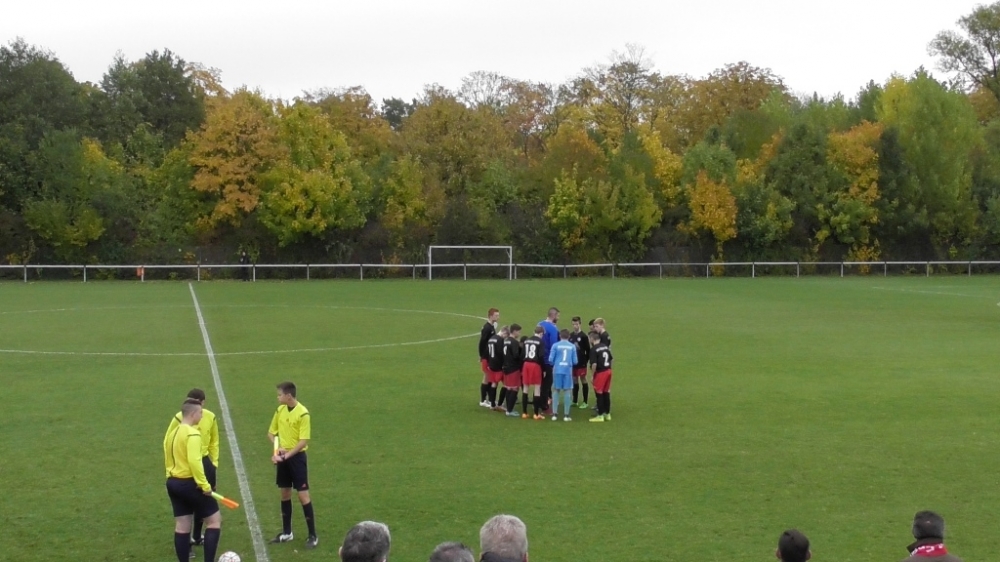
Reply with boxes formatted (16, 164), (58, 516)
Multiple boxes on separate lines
(187, 88), (282, 235)
(930, 1), (1000, 103)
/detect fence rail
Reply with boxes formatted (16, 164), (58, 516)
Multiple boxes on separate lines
(3, 260), (1000, 282)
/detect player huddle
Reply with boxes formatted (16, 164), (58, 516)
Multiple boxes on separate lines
(478, 307), (614, 422)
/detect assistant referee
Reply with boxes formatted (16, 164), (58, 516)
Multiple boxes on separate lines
(164, 401), (222, 562)
(166, 389), (220, 551)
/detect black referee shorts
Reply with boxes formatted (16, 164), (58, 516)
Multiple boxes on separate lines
(166, 477), (220, 519)
(275, 452), (309, 491)
(202, 456), (217, 490)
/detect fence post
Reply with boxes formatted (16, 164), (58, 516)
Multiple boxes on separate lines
(306, 264), (310, 281)
(563, 264), (567, 279)
(926, 262), (930, 277)
(24, 264), (27, 283)
(659, 263), (663, 279)
(840, 263), (844, 277)
(968, 261), (972, 276)
(141, 266), (145, 282)
(83, 264), (87, 283)
(252, 264), (256, 282)
(706, 264), (710, 278)
(463, 263), (467, 281)
(197, 264), (201, 282)
(514, 265), (518, 280)
(611, 264), (615, 279)
(752, 262), (755, 278)
(796, 262), (800, 278)
(360, 264), (364, 281)
(884, 261), (887, 277)
(412, 265), (416, 280)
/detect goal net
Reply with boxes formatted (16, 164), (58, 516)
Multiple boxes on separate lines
(427, 246), (513, 280)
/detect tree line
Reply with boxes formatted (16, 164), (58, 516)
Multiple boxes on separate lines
(3, 4), (1000, 267)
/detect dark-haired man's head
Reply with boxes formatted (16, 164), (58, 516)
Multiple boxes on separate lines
(186, 388), (206, 402)
(912, 511), (945, 541)
(776, 529), (810, 562)
(510, 324), (522, 338)
(429, 542), (474, 562)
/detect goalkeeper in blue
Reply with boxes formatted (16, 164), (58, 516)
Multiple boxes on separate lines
(548, 329), (578, 421)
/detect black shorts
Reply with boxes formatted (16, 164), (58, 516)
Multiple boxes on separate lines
(275, 452), (309, 491)
(202, 456), (217, 490)
(166, 478), (219, 519)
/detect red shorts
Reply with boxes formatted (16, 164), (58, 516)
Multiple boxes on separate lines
(572, 367), (587, 379)
(488, 369), (503, 384)
(480, 358), (489, 376)
(521, 362), (543, 386)
(593, 370), (612, 393)
(503, 371), (522, 389)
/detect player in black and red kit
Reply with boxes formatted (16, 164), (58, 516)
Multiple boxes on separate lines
(520, 326), (546, 419)
(588, 330), (613, 422)
(569, 316), (591, 408)
(501, 324), (523, 417)
(485, 326), (507, 409)
(478, 308), (500, 407)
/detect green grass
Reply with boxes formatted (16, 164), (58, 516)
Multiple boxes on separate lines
(1, 277), (998, 562)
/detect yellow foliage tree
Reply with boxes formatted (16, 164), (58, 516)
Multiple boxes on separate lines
(682, 171), (737, 258)
(187, 89), (282, 232)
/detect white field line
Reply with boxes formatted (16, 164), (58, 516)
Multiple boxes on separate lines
(0, 333), (479, 357)
(188, 284), (269, 562)
(871, 286), (985, 298)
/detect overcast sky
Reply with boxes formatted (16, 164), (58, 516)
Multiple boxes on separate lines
(2, 0), (983, 103)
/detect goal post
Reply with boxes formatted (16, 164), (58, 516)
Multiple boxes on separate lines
(428, 245), (513, 280)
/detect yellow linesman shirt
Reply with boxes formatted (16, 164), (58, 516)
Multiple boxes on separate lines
(164, 424), (210, 492)
(269, 403), (310, 451)
(167, 409), (220, 467)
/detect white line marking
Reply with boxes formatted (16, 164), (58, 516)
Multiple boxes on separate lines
(188, 283), (269, 562)
(0, 333), (480, 357)
(871, 286), (984, 298)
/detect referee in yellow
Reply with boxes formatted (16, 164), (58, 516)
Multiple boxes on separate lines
(167, 389), (220, 555)
(268, 381), (318, 549)
(164, 400), (222, 562)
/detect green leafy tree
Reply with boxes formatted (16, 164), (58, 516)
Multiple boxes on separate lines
(929, 1), (1000, 103)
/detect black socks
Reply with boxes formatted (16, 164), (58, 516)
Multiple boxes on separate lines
(303, 502), (316, 537)
(573, 383), (579, 403)
(174, 532), (190, 562)
(203, 528), (221, 562)
(480, 383), (489, 402)
(583, 383), (590, 404)
(281, 499), (293, 534)
(497, 387), (507, 407)
(521, 393), (529, 414)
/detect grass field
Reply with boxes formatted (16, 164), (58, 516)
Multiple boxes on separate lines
(1, 276), (998, 562)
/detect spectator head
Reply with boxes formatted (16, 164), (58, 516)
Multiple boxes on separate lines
(429, 542), (474, 562)
(339, 521), (391, 562)
(912, 511), (945, 541)
(480, 514), (528, 562)
(776, 529), (810, 562)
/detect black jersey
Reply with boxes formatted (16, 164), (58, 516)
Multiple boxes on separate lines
(502, 336), (523, 374)
(521, 335), (544, 365)
(569, 330), (590, 368)
(479, 321), (495, 359)
(590, 343), (613, 373)
(486, 333), (505, 371)
(600, 330), (611, 348)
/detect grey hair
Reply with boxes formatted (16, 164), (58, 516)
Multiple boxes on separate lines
(480, 514), (528, 560)
(341, 521), (391, 562)
(429, 542), (475, 562)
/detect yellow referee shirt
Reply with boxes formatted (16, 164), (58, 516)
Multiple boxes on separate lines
(269, 402), (310, 451)
(167, 408), (220, 467)
(163, 423), (211, 492)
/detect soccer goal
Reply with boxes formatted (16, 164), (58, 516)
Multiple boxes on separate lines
(427, 245), (513, 280)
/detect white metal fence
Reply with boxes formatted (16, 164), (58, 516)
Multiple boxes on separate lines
(3, 260), (1000, 282)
